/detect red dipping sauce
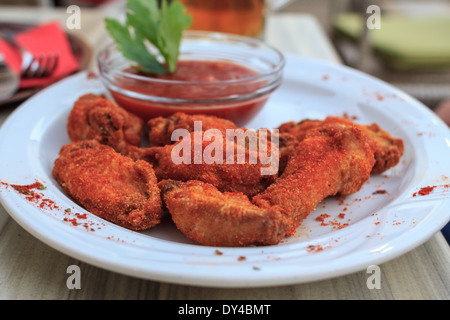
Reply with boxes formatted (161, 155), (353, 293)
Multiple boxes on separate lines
(108, 60), (273, 126)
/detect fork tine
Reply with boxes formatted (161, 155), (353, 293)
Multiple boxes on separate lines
(22, 53), (59, 78)
(23, 55), (42, 78)
(39, 54), (58, 77)
(33, 55), (47, 78)
(36, 55), (52, 78)
(45, 54), (59, 77)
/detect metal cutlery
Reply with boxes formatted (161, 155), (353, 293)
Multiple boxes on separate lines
(0, 30), (59, 78)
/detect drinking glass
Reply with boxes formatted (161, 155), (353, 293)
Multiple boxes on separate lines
(178, 0), (294, 38)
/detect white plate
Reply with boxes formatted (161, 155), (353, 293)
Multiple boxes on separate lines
(0, 54), (449, 288)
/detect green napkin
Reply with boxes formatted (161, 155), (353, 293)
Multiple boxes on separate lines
(333, 13), (450, 70)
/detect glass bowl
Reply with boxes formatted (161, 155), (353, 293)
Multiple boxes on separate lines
(97, 31), (285, 126)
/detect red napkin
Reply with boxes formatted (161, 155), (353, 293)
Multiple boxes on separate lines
(0, 21), (80, 89)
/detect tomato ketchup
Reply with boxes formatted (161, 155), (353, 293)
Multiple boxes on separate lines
(110, 60), (272, 126)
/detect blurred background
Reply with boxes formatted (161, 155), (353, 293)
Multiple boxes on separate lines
(1, 0), (449, 113)
(1, 0), (449, 241)
(284, 0), (450, 114)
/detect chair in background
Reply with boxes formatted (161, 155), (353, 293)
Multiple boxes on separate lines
(331, 0), (450, 110)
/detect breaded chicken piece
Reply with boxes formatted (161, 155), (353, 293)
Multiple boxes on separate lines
(278, 117), (404, 174)
(53, 140), (162, 231)
(67, 94), (144, 153)
(159, 180), (292, 247)
(146, 113), (296, 176)
(139, 129), (278, 197)
(253, 122), (375, 228)
(272, 131), (298, 176)
(147, 112), (237, 147)
(360, 122), (405, 174)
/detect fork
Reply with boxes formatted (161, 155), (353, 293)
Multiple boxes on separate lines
(23, 53), (59, 78)
(0, 30), (59, 78)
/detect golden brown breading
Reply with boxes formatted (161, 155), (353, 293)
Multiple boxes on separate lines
(67, 94), (144, 153)
(147, 112), (237, 147)
(278, 117), (404, 174)
(159, 180), (293, 247)
(253, 122), (375, 228)
(272, 131), (298, 176)
(360, 122), (405, 174)
(52, 140), (162, 231)
(141, 129), (278, 197)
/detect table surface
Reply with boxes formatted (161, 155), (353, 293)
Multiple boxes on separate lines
(0, 1), (449, 300)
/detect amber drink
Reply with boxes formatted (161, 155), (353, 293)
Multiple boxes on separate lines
(179, 0), (266, 38)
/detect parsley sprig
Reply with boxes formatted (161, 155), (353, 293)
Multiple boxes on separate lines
(105, 0), (192, 74)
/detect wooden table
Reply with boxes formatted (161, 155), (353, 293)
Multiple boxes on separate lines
(0, 2), (449, 300)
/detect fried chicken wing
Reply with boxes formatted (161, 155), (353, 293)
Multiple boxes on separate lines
(253, 122), (375, 228)
(278, 117), (404, 174)
(67, 94), (144, 153)
(147, 112), (237, 147)
(139, 129), (279, 197)
(272, 131), (298, 176)
(360, 122), (405, 174)
(159, 180), (292, 247)
(53, 140), (162, 231)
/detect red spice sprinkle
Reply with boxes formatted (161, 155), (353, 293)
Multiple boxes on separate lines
(75, 213), (88, 219)
(237, 256), (246, 261)
(329, 220), (349, 230)
(373, 189), (387, 195)
(413, 185), (437, 197)
(86, 70), (98, 79)
(316, 213), (349, 230)
(9, 182), (59, 211)
(39, 198), (59, 210)
(4, 180), (99, 232)
(341, 112), (359, 121)
(374, 92), (385, 101)
(316, 213), (330, 226)
(64, 217), (78, 226)
(11, 182), (45, 194)
(306, 244), (324, 254)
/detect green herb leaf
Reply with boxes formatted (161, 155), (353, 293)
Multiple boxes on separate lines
(105, 0), (191, 74)
(157, 0), (192, 72)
